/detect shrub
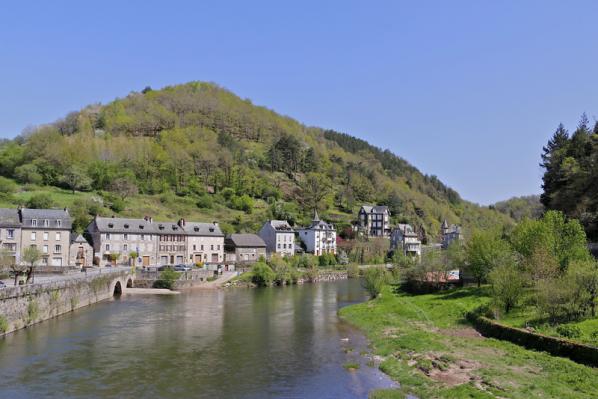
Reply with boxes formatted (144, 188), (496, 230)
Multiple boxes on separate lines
(153, 268), (180, 290)
(347, 263), (360, 279)
(0, 316), (8, 334)
(0, 176), (17, 194)
(26, 193), (54, 209)
(362, 266), (389, 299)
(251, 262), (275, 286)
(489, 262), (525, 313)
(556, 325), (582, 339)
(196, 194), (213, 209)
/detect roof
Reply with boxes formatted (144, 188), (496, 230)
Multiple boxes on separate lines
(70, 233), (90, 245)
(396, 223), (418, 236)
(267, 220), (294, 232)
(93, 216), (159, 234)
(0, 208), (21, 227)
(20, 208), (72, 229)
(361, 205), (389, 214)
(441, 220), (449, 229)
(301, 219), (335, 231)
(226, 234), (266, 248)
(183, 222), (224, 237)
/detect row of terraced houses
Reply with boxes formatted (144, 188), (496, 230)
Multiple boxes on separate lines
(0, 208), (337, 268)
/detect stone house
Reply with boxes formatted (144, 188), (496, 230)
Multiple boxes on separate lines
(69, 233), (94, 267)
(183, 221), (224, 265)
(19, 208), (72, 267)
(0, 208), (21, 265)
(258, 220), (295, 257)
(155, 219), (187, 265)
(390, 224), (422, 257)
(358, 205), (391, 237)
(298, 211), (337, 256)
(440, 220), (463, 249)
(86, 216), (159, 266)
(224, 234), (266, 264)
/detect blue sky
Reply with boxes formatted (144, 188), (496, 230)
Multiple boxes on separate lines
(1, 1), (597, 204)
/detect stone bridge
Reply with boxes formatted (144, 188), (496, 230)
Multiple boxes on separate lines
(0, 268), (136, 336)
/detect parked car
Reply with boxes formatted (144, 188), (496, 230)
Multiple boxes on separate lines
(174, 264), (191, 272)
(157, 265), (174, 271)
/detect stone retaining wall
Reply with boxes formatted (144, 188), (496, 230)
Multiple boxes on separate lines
(0, 271), (133, 336)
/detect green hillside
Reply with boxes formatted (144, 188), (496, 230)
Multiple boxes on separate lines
(0, 82), (512, 239)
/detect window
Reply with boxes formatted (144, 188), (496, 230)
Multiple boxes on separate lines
(141, 234), (145, 241)
(43, 232), (49, 241)
(43, 219), (49, 227)
(56, 220), (62, 228)
(124, 234), (128, 241)
(55, 232), (61, 241)
(43, 245), (48, 254)
(105, 244), (110, 251)
(277, 244), (281, 249)
(7, 229), (14, 239)
(201, 245), (204, 251)
(31, 219), (37, 227)
(217, 245), (220, 250)
(123, 244), (128, 251)
(42, 258), (48, 265)
(31, 232), (36, 240)
(193, 245), (196, 251)
(211, 245), (214, 250)
(106, 233), (111, 240)
(54, 245), (62, 253)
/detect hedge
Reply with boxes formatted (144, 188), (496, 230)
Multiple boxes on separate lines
(466, 312), (598, 367)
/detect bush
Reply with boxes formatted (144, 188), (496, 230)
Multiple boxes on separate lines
(153, 268), (180, 290)
(556, 325), (582, 339)
(362, 266), (389, 299)
(251, 262), (275, 286)
(0, 176), (17, 194)
(489, 262), (525, 313)
(14, 164), (43, 185)
(26, 193), (54, 209)
(196, 194), (213, 209)
(347, 263), (360, 279)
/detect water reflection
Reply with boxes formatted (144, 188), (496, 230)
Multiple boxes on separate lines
(0, 279), (396, 398)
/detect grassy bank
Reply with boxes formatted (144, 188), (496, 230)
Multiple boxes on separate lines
(339, 286), (598, 398)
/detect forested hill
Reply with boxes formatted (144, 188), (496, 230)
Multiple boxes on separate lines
(541, 114), (598, 240)
(0, 82), (512, 237)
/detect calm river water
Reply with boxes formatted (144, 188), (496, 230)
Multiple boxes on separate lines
(0, 279), (396, 398)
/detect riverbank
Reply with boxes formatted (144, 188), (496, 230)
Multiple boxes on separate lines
(224, 269), (349, 288)
(339, 285), (598, 398)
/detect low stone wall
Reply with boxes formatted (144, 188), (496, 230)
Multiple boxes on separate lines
(0, 271), (133, 336)
(134, 269), (213, 289)
(298, 270), (348, 284)
(467, 312), (598, 367)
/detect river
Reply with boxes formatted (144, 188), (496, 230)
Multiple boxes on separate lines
(0, 279), (396, 398)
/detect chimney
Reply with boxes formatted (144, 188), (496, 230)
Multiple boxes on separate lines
(178, 218), (186, 227)
(213, 221), (219, 227)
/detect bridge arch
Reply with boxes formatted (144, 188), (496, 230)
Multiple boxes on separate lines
(113, 281), (122, 296)
(126, 278), (133, 288)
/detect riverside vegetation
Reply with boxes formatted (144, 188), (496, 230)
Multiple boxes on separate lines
(340, 209), (598, 397)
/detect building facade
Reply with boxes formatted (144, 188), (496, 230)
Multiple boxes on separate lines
(86, 216), (158, 266)
(184, 221), (224, 264)
(358, 205), (391, 237)
(20, 208), (72, 267)
(258, 220), (295, 257)
(0, 208), (21, 265)
(69, 233), (94, 267)
(155, 220), (187, 265)
(224, 234), (267, 264)
(298, 211), (337, 256)
(390, 224), (422, 257)
(440, 220), (463, 249)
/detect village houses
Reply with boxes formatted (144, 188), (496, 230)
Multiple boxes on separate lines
(357, 205), (391, 237)
(224, 233), (267, 264)
(390, 223), (422, 257)
(440, 220), (463, 249)
(258, 220), (295, 257)
(298, 211), (337, 256)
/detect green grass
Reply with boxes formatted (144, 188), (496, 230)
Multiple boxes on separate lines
(340, 285), (598, 398)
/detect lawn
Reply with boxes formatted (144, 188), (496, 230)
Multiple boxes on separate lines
(339, 285), (598, 398)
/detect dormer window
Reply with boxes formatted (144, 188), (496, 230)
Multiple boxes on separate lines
(43, 219), (49, 227)
(124, 224), (129, 229)
(209, 228), (214, 232)
(194, 227), (199, 232)
(139, 225), (144, 229)
(31, 219), (37, 227)
(108, 223), (114, 228)
(159, 225), (164, 230)
(56, 220), (61, 228)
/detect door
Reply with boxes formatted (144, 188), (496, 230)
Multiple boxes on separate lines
(52, 257), (62, 266)
(160, 256), (168, 265)
(211, 253), (218, 263)
(142, 256), (150, 266)
(176, 255), (184, 264)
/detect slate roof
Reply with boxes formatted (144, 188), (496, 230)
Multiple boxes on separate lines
(226, 234), (266, 248)
(93, 216), (159, 234)
(20, 208), (72, 229)
(0, 208), (21, 227)
(70, 233), (90, 244)
(267, 220), (294, 232)
(396, 223), (418, 237)
(183, 222), (224, 237)
(361, 205), (389, 214)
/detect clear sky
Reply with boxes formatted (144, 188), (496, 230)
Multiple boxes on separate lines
(1, 1), (597, 204)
